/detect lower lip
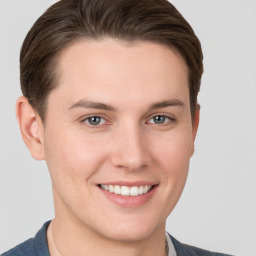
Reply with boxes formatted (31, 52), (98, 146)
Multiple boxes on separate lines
(98, 185), (158, 208)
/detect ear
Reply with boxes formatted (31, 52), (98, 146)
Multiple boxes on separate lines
(16, 96), (45, 160)
(190, 105), (200, 156)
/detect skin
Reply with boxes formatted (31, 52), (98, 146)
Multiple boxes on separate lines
(17, 39), (199, 256)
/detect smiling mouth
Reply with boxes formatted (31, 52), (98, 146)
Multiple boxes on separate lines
(99, 184), (155, 197)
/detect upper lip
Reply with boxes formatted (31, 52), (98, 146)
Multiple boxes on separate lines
(98, 181), (158, 187)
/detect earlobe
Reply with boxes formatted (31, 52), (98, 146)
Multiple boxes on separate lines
(16, 96), (45, 160)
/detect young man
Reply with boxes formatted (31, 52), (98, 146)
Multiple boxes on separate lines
(2, 0), (232, 255)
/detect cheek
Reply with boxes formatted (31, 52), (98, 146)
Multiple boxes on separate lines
(141, 130), (193, 220)
(43, 127), (107, 192)
(153, 129), (193, 180)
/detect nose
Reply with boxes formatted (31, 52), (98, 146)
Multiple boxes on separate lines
(110, 125), (152, 172)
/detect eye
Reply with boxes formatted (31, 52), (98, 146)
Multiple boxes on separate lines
(147, 115), (174, 125)
(83, 116), (106, 126)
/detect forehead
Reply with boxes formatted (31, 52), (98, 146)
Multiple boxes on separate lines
(50, 39), (189, 108)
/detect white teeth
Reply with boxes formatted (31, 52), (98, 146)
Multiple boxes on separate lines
(114, 185), (121, 195)
(121, 186), (130, 196)
(143, 185), (149, 194)
(130, 186), (139, 196)
(100, 184), (153, 196)
(138, 186), (144, 195)
(109, 185), (114, 193)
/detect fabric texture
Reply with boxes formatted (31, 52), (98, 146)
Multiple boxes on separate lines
(2, 221), (233, 256)
(166, 232), (177, 256)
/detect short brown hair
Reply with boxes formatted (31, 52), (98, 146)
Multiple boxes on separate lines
(20, 0), (203, 121)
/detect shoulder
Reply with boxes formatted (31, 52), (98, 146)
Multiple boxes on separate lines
(1, 238), (36, 256)
(169, 234), (234, 256)
(1, 221), (51, 256)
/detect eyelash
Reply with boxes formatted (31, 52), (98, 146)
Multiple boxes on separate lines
(147, 115), (175, 125)
(81, 114), (176, 128)
(81, 116), (108, 127)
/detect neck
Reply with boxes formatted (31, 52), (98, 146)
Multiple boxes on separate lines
(47, 217), (168, 256)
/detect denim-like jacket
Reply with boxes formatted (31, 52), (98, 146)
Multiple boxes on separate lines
(2, 221), (233, 256)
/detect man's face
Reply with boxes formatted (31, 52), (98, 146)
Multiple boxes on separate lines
(41, 39), (198, 241)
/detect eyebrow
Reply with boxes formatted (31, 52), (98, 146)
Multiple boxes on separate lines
(68, 98), (184, 112)
(148, 99), (184, 111)
(68, 99), (116, 111)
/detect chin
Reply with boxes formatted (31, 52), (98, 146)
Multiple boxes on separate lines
(99, 226), (156, 242)
(88, 214), (166, 243)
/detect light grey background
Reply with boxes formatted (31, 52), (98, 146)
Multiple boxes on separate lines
(0, 0), (255, 255)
